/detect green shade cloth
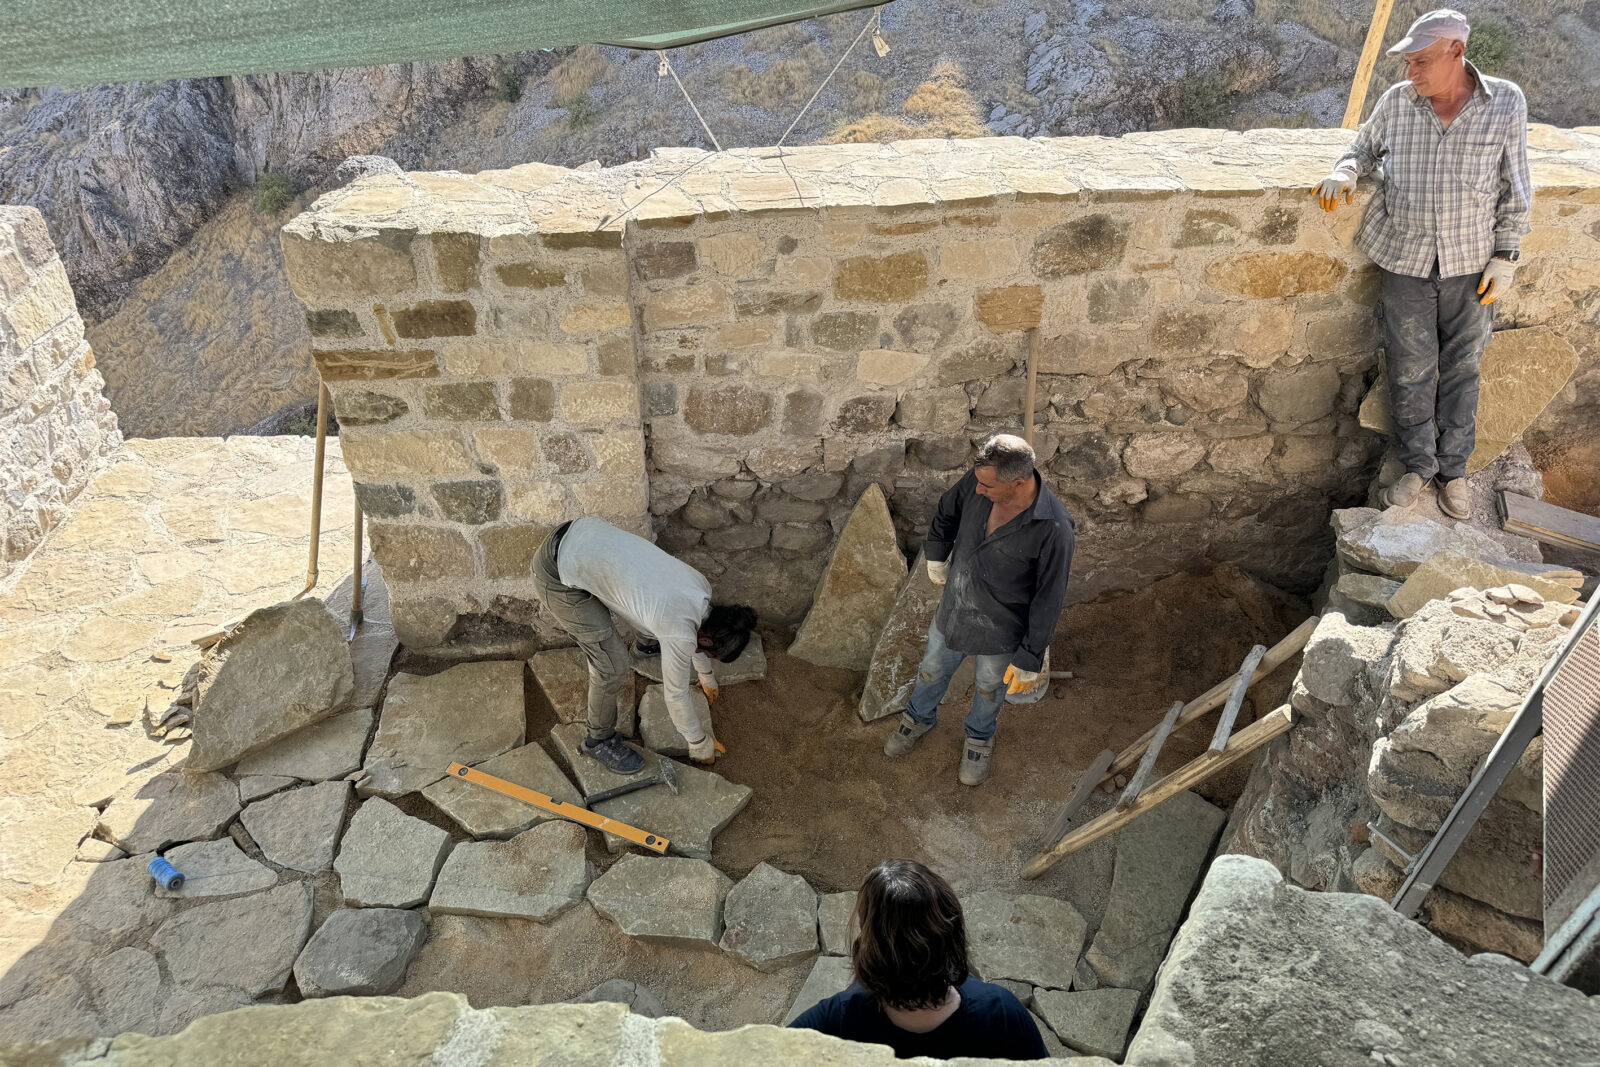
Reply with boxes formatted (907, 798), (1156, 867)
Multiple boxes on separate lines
(0, 0), (887, 90)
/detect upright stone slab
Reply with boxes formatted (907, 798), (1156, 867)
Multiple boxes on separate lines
(531, 646), (637, 735)
(95, 771), (240, 855)
(637, 683), (713, 758)
(1327, 572), (1401, 626)
(1034, 988), (1141, 1060)
(859, 549), (942, 721)
(430, 821), (592, 921)
(633, 633), (767, 686)
(233, 707), (374, 782)
(965, 891), (1087, 991)
(189, 598), (356, 772)
(1086, 790), (1227, 992)
(150, 881), (314, 997)
(571, 980), (666, 1019)
(1386, 551), (1578, 620)
(587, 854), (733, 948)
(155, 838), (276, 899)
(550, 723), (752, 860)
(1332, 509), (1517, 579)
(788, 484), (907, 670)
(240, 780), (351, 873)
(719, 862), (819, 973)
(818, 891), (858, 956)
(293, 908), (427, 998)
(358, 661), (524, 797)
(422, 742), (583, 838)
(324, 560), (400, 710)
(782, 955), (855, 1025)
(335, 797), (453, 908)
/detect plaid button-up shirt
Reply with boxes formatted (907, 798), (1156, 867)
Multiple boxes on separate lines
(1337, 62), (1531, 279)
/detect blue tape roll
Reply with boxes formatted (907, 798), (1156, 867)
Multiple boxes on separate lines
(147, 856), (184, 891)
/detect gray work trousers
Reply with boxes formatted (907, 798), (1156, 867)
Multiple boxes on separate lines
(530, 524), (629, 743)
(1378, 264), (1494, 482)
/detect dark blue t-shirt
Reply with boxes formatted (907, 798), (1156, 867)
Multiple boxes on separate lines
(789, 977), (1049, 1060)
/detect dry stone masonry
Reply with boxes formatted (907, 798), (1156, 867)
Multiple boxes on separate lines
(279, 129), (1600, 657)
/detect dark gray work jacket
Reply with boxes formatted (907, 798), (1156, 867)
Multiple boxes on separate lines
(924, 469), (1074, 672)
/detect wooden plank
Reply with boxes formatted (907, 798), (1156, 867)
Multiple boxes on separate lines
(446, 762), (670, 854)
(1342, 0), (1397, 129)
(1023, 705), (1295, 880)
(1118, 701), (1182, 811)
(1100, 616), (1316, 786)
(1499, 491), (1600, 553)
(1210, 644), (1268, 755)
(1043, 748), (1116, 848)
(1023, 328), (1040, 446)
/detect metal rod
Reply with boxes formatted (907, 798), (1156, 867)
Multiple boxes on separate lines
(291, 382), (329, 602)
(348, 491), (365, 639)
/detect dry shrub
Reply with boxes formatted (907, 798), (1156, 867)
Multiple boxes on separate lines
(927, 58), (968, 88)
(848, 70), (888, 112)
(904, 61), (989, 139)
(743, 22), (811, 54)
(722, 42), (826, 109)
(822, 113), (916, 144)
(550, 45), (614, 105)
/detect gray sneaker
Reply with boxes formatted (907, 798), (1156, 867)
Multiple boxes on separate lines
(1380, 472), (1427, 509)
(884, 712), (935, 758)
(959, 736), (994, 786)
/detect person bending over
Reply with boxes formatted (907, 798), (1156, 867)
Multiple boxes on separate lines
(530, 516), (756, 774)
(790, 858), (1048, 1060)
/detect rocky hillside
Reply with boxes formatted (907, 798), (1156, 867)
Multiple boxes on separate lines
(3, 0), (1597, 436)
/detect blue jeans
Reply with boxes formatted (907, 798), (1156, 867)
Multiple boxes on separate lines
(904, 622), (1011, 741)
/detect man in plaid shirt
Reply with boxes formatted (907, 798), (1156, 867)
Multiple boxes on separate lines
(1315, 9), (1531, 520)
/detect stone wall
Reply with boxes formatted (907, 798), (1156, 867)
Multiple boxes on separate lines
(279, 129), (1600, 654)
(0, 206), (121, 581)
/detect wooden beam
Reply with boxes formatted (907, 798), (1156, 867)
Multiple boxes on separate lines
(1343, 0), (1397, 129)
(1100, 616), (1316, 785)
(1499, 491), (1600, 554)
(1118, 701), (1182, 811)
(1023, 328), (1040, 447)
(1023, 705), (1296, 880)
(1210, 644), (1268, 755)
(1043, 748), (1116, 848)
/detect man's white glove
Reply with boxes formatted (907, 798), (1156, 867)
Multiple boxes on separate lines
(687, 733), (723, 763)
(1477, 256), (1517, 305)
(927, 559), (949, 586)
(1313, 167), (1357, 212)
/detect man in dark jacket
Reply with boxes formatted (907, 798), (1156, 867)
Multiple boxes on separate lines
(883, 434), (1074, 785)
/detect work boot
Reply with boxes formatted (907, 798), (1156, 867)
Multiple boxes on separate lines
(1380, 472), (1427, 509)
(634, 637), (661, 657)
(582, 733), (644, 775)
(1438, 478), (1470, 521)
(884, 712), (935, 758)
(959, 736), (994, 786)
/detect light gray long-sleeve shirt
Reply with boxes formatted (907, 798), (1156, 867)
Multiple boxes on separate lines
(556, 517), (715, 741)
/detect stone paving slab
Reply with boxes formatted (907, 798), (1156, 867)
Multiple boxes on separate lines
(632, 632), (767, 686)
(429, 821), (592, 921)
(94, 770), (240, 856)
(965, 891), (1088, 992)
(233, 706), (373, 782)
(818, 891), (857, 956)
(335, 797), (453, 909)
(637, 683), (713, 759)
(154, 837), (277, 899)
(150, 880), (315, 998)
(293, 907), (427, 998)
(238, 775), (297, 803)
(587, 854), (732, 949)
(719, 862), (818, 973)
(530, 645), (639, 737)
(357, 661), (524, 797)
(782, 955), (854, 1025)
(323, 560), (399, 710)
(239, 779), (351, 873)
(1035, 987), (1141, 1060)
(421, 742), (583, 838)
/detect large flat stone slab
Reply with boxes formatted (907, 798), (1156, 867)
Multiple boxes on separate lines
(719, 861), (818, 972)
(422, 742), (583, 838)
(633, 633), (767, 686)
(324, 560), (400, 710)
(1387, 551), (1578, 620)
(858, 549), (942, 721)
(334, 797), (453, 908)
(530, 645), (637, 736)
(239, 775), (298, 803)
(782, 955), (855, 1025)
(550, 723), (752, 860)
(1035, 987), (1140, 1060)
(1327, 571), (1401, 626)
(150, 881), (314, 997)
(1332, 508), (1517, 579)
(587, 854), (733, 948)
(95, 771), (240, 855)
(788, 483), (906, 670)
(819, 891), (858, 956)
(86, 947), (167, 1036)
(965, 891), (1087, 991)
(429, 821), (592, 921)
(637, 683), (713, 758)
(1086, 790), (1227, 993)
(240, 779), (351, 873)
(1128, 855), (1600, 1067)
(155, 837), (277, 899)
(233, 707), (373, 782)
(189, 598), (356, 772)
(358, 661), (524, 797)
(293, 907), (427, 998)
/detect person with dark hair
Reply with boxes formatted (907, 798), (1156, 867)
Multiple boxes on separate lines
(530, 516), (756, 773)
(789, 859), (1048, 1060)
(883, 432), (1074, 785)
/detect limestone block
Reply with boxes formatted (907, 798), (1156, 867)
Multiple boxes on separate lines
(95, 771), (240, 855)
(965, 891), (1087, 991)
(391, 300), (475, 339)
(335, 797), (453, 908)
(422, 743), (583, 837)
(634, 241), (697, 279)
(857, 349), (930, 386)
(782, 956), (855, 1025)
(150, 881), (314, 998)
(858, 549), (942, 722)
(684, 384), (773, 436)
(340, 429), (475, 475)
(895, 387), (970, 431)
(975, 285), (1044, 331)
(1202, 251), (1347, 298)
(234, 707), (373, 782)
(1031, 215), (1126, 276)
(240, 780), (351, 873)
(698, 232), (767, 278)
(359, 661), (524, 797)
(1299, 612), (1395, 707)
(1035, 988), (1141, 1060)
(1218, 306), (1296, 368)
(313, 348), (440, 381)
(293, 908), (427, 998)
(819, 891), (858, 956)
(937, 336), (1015, 383)
(430, 821), (592, 921)
(1328, 572), (1402, 626)
(189, 598), (356, 772)
(939, 238), (1020, 281)
(832, 251), (929, 301)
(1122, 435), (1205, 479)
(1332, 508), (1517, 579)
(642, 284), (732, 332)
(367, 523), (475, 582)
(1386, 551), (1577, 620)
(1256, 363), (1342, 424)
(508, 378), (556, 421)
(280, 230), (416, 302)
(1386, 600), (1522, 703)
(1174, 208), (1240, 247)
(811, 311), (879, 351)
(587, 854), (733, 948)
(154, 838), (276, 899)
(480, 523), (552, 579)
(720, 862), (819, 972)
(422, 382), (499, 420)
(789, 484), (906, 671)
(507, 481), (568, 523)
(559, 381), (639, 424)
(1207, 435), (1274, 473)
(560, 301), (629, 333)
(430, 479), (502, 523)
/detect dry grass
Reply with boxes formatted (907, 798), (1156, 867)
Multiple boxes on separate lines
(903, 61), (990, 139)
(821, 113), (916, 144)
(720, 42), (827, 109)
(549, 45), (614, 106)
(742, 22), (812, 54)
(847, 70), (888, 112)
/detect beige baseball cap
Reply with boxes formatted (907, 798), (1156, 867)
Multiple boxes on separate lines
(1388, 8), (1471, 54)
